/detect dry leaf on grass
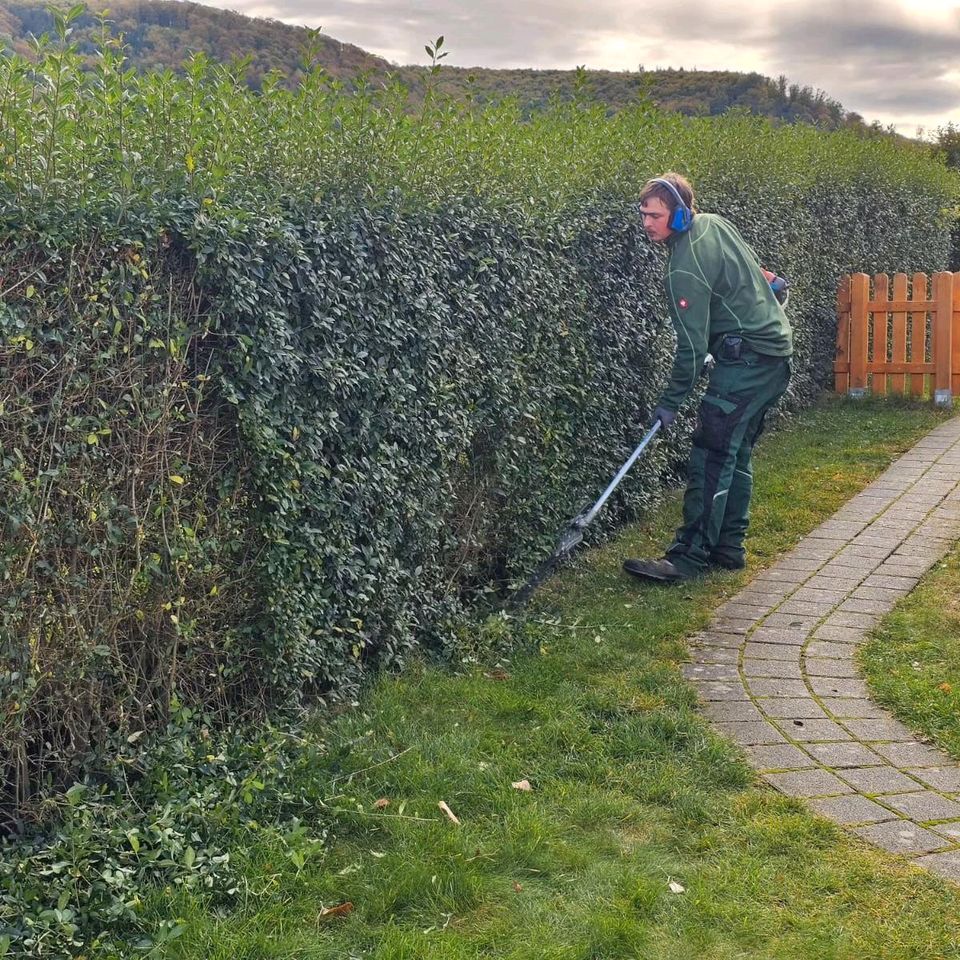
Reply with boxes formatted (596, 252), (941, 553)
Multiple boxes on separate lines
(940, 682), (952, 693)
(511, 779), (533, 791)
(319, 901), (354, 920)
(513, 881), (523, 893)
(667, 880), (685, 894)
(373, 797), (390, 809)
(438, 800), (461, 825)
(484, 668), (511, 681)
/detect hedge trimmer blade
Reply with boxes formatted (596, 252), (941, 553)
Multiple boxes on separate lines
(507, 516), (584, 608)
(508, 421), (662, 609)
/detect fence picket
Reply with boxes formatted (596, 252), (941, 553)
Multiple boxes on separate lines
(910, 272), (928, 397)
(890, 273), (908, 395)
(872, 273), (889, 395)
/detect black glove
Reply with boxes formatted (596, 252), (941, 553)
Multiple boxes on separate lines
(652, 406), (676, 432)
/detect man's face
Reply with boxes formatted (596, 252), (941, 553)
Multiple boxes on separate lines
(640, 196), (673, 244)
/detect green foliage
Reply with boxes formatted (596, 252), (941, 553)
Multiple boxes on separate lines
(0, 7), (957, 907)
(0, 708), (329, 958)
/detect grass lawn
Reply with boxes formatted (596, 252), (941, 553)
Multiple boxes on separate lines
(154, 397), (960, 960)
(860, 545), (960, 760)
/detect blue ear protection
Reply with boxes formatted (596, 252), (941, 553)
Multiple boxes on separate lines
(650, 177), (693, 232)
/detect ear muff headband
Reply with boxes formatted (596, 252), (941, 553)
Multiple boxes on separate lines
(650, 177), (693, 232)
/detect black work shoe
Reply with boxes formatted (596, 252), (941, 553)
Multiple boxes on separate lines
(708, 552), (746, 571)
(622, 557), (690, 584)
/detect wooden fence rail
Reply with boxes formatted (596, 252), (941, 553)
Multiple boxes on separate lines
(834, 271), (957, 406)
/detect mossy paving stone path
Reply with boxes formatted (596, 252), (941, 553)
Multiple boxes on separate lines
(687, 416), (960, 882)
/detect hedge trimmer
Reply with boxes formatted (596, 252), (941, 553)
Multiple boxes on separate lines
(509, 418), (663, 608)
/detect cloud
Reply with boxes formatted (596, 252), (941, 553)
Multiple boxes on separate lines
(760, 0), (960, 122)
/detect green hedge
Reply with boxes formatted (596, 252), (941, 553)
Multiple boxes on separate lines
(1, 24), (958, 816)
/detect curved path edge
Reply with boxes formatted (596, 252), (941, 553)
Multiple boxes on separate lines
(686, 416), (960, 883)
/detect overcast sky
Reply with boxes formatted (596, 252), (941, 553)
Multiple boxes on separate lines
(206, 0), (960, 134)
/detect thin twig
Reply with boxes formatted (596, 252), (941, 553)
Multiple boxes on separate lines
(328, 746), (413, 785)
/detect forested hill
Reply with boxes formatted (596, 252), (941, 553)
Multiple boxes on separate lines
(0, 0), (862, 128)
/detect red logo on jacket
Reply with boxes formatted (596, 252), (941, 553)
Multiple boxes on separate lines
(678, 297), (689, 309)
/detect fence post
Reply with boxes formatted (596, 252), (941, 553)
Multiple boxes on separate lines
(953, 272), (960, 398)
(834, 274), (851, 393)
(848, 273), (870, 398)
(933, 271), (954, 407)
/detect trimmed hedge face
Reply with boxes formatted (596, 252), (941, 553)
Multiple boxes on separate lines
(1, 42), (957, 810)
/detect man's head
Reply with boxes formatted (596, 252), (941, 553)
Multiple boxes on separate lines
(639, 173), (696, 243)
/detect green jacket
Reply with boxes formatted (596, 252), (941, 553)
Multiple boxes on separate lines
(658, 212), (793, 412)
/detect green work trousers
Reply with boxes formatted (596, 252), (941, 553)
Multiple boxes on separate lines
(666, 349), (791, 576)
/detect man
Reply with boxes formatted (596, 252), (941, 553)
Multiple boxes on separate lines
(623, 173), (792, 584)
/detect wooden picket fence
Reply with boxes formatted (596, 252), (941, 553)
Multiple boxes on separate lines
(834, 272), (958, 405)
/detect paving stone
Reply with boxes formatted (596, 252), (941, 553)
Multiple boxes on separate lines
(699, 700), (765, 723)
(861, 574), (919, 591)
(805, 640), (856, 660)
(736, 586), (793, 606)
(693, 646), (740, 665)
(838, 597), (895, 615)
(691, 631), (744, 648)
(872, 742), (950, 767)
(745, 744), (816, 771)
(749, 627), (810, 646)
(838, 766), (926, 794)
(815, 520), (869, 537)
(778, 599), (839, 617)
(802, 575), (863, 591)
(808, 676), (870, 698)
(713, 721), (787, 746)
(763, 768), (854, 797)
(809, 795), (898, 825)
(929, 821), (960, 843)
(790, 587), (849, 605)
(824, 611), (879, 629)
(851, 585), (912, 602)
(775, 718), (852, 742)
(850, 536), (902, 550)
(764, 613), (821, 631)
(715, 601), (770, 620)
(804, 658), (860, 678)
(757, 698), (827, 720)
(742, 659), (803, 679)
(777, 556), (824, 572)
(842, 718), (915, 742)
(877, 560), (935, 577)
(812, 625), (867, 644)
(683, 663), (739, 681)
(880, 792), (960, 823)
(820, 698), (886, 719)
(907, 767), (960, 792)
(912, 850), (960, 881)
(852, 821), (949, 855)
(752, 568), (810, 584)
(713, 617), (755, 634)
(748, 678), (810, 697)
(694, 681), (749, 701)
(742, 642), (800, 661)
(803, 742), (885, 768)
(837, 542), (893, 558)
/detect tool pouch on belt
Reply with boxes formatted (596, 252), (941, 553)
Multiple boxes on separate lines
(718, 335), (743, 361)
